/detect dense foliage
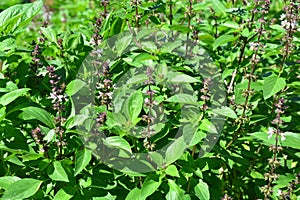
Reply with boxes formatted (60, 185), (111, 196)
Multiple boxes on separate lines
(0, 0), (299, 199)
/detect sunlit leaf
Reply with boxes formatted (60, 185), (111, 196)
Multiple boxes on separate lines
(194, 179), (210, 200)
(213, 35), (236, 50)
(74, 149), (92, 176)
(2, 178), (42, 200)
(0, 0), (43, 34)
(19, 107), (55, 129)
(263, 73), (286, 100)
(0, 88), (30, 106)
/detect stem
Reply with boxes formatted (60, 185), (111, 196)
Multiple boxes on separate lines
(139, 176), (143, 188)
(226, 11), (266, 149)
(214, 15), (218, 38)
(169, 0), (174, 38)
(186, 0), (193, 55)
(248, 1), (259, 30)
(169, 0), (173, 25)
(127, 20), (142, 48)
(242, 20), (266, 112)
(134, 0), (140, 28)
(58, 110), (63, 159)
(186, 145), (197, 193)
(102, 0), (109, 18)
(279, 2), (294, 77)
(147, 84), (153, 137)
(264, 122), (280, 200)
(227, 30), (258, 93)
(187, 112), (205, 193)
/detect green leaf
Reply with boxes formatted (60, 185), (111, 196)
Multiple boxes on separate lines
(210, 0), (227, 16)
(66, 79), (86, 96)
(241, 28), (250, 37)
(249, 114), (267, 125)
(0, 88), (30, 106)
(0, 1), (23, 10)
(109, 17), (125, 36)
(149, 15), (161, 25)
(21, 153), (43, 162)
(133, 53), (158, 63)
(140, 176), (161, 199)
(212, 106), (237, 119)
(213, 35), (236, 50)
(2, 178), (43, 200)
(40, 26), (57, 43)
(165, 165), (180, 177)
(168, 73), (200, 83)
(148, 152), (164, 167)
(0, 176), (21, 190)
(161, 41), (182, 53)
(282, 132), (300, 150)
(126, 90), (143, 122)
(188, 129), (206, 146)
(221, 21), (239, 29)
(103, 136), (132, 153)
(141, 41), (157, 53)
(222, 68), (235, 80)
(199, 119), (218, 134)
(44, 129), (56, 143)
(65, 115), (90, 129)
(288, 81), (300, 88)
(0, 37), (16, 50)
(169, 25), (191, 33)
(63, 32), (84, 52)
(125, 188), (141, 200)
(0, 106), (6, 122)
(0, 0), (43, 34)
(198, 33), (214, 45)
(263, 73), (286, 100)
(270, 24), (286, 33)
(166, 180), (190, 200)
(234, 80), (263, 104)
(53, 187), (74, 200)
(182, 124), (201, 145)
(1, 81), (18, 92)
(250, 171), (264, 179)
(166, 94), (198, 105)
(93, 193), (116, 200)
(0, 143), (26, 154)
(7, 155), (25, 166)
(250, 132), (274, 146)
(48, 161), (69, 182)
(194, 179), (210, 200)
(126, 74), (148, 85)
(165, 137), (186, 165)
(250, 131), (300, 150)
(19, 107), (55, 128)
(116, 33), (132, 56)
(74, 149), (92, 176)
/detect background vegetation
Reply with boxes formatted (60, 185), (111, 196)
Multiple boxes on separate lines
(0, 0), (299, 199)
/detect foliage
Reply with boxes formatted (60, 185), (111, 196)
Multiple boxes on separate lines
(0, 0), (299, 199)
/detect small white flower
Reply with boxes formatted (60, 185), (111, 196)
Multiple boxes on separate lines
(107, 92), (113, 100)
(57, 94), (65, 102)
(277, 189), (282, 196)
(280, 132), (286, 141)
(49, 93), (58, 103)
(291, 21), (297, 29)
(267, 127), (274, 139)
(249, 42), (256, 51)
(279, 14), (286, 21)
(144, 98), (150, 104)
